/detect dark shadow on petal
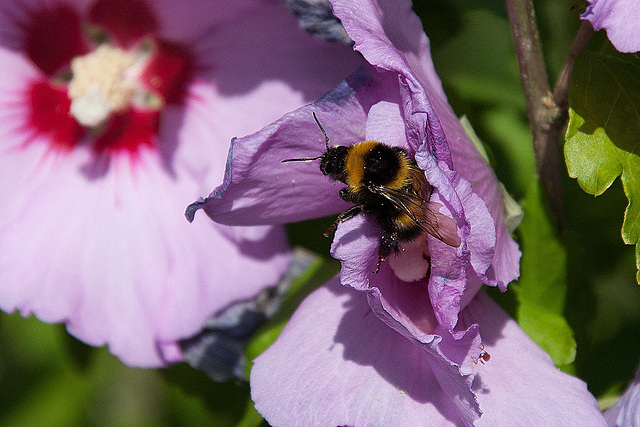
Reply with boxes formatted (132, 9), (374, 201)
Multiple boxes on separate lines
(458, 292), (506, 350)
(195, 2), (360, 100)
(329, 282), (464, 425)
(222, 224), (291, 262)
(155, 106), (186, 178)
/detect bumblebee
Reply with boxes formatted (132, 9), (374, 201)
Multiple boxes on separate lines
(284, 113), (461, 269)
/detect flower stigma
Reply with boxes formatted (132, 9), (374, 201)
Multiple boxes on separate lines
(67, 44), (147, 126)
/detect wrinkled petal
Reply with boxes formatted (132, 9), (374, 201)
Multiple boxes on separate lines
(461, 293), (606, 426)
(331, 0), (520, 290)
(420, 62), (520, 293)
(189, 64), (401, 225)
(424, 167), (495, 330)
(252, 279), (605, 426)
(331, 0), (450, 163)
(603, 363), (640, 426)
(581, 0), (640, 53)
(251, 278), (480, 426)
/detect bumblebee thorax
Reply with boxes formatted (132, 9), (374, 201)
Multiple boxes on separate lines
(344, 141), (409, 190)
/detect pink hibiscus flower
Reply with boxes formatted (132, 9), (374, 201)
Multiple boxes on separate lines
(189, 0), (606, 423)
(0, 0), (361, 367)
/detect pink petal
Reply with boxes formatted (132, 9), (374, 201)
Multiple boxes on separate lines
(581, 0), (640, 53)
(200, 0), (361, 109)
(330, 0), (520, 290)
(251, 277), (480, 426)
(252, 279), (605, 425)
(0, 143), (290, 367)
(151, 0), (260, 44)
(461, 293), (606, 425)
(603, 363), (640, 426)
(0, 0), (376, 366)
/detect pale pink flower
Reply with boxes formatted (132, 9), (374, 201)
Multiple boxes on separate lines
(0, 0), (361, 366)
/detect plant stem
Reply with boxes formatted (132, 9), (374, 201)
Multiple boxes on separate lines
(553, 21), (594, 111)
(505, 0), (565, 226)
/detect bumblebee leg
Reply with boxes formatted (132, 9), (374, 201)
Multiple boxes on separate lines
(323, 205), (362, 238)
(374, 232), (399, 274)
(338, 188), (358, 203)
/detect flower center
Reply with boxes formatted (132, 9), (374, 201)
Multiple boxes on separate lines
(67, 44), (139, 127)
(22, 0), (194, 157)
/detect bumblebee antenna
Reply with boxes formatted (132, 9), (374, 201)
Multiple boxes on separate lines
(281, 112), (330, 163)
(281, 155), (324, 163)
(313, 112), (330, 151)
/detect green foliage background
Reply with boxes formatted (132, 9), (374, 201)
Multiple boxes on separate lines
(2, 1), (639, 425)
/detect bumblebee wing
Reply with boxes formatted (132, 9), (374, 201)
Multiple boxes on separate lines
(369, 185), (424, 223)
(408, 165), (460, 247)
(369, 184), (461, 248)
(422, 201), (461, 247)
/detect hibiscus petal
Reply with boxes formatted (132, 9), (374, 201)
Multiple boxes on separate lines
(149, 0), (255, 43)
(188, 65), (402, 225)
(2, 0), (91, 76)
(603, 363), (640, 426)
(424, 68), (521, 292)
(197, 0), (361, 110)
(251, 277), (479, 426)
(331, 0), (521, 290)
(581, 0), (640, 53)
(460, 292), (606, 425)
(0, 144), (290, 367)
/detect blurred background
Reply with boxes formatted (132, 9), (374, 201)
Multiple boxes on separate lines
(2, 0), (638, 425)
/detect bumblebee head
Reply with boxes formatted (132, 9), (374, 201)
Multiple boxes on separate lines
(320, 145), (348, 181)
(282, 112), (348, 182)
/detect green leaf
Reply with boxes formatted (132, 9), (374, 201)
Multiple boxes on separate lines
(513, 179), (576, 366)
(565, 50), (640, 282)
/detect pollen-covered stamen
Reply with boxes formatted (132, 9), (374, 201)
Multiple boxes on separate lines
(67, 44), (138, 126)
(388, 234), (430, 282)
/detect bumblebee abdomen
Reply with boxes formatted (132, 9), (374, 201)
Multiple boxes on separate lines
(375, 205), (423, 243)
(394, 211), (424, 240)
(344, 141), (411, 191)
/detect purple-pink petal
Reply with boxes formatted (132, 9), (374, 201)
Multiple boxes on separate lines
(331, 0), (520, 291)
(251, 277), (481, 426)
(604, 363), (640, 426)
(462, 293), (605, 425)
(581, 0), (640, 53)
(251, 279), (605, 425)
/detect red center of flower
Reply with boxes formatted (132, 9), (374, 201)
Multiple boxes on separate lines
(22, 0), (193, 158)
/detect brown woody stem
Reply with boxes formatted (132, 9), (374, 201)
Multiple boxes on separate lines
(505, 0), (566, 226)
